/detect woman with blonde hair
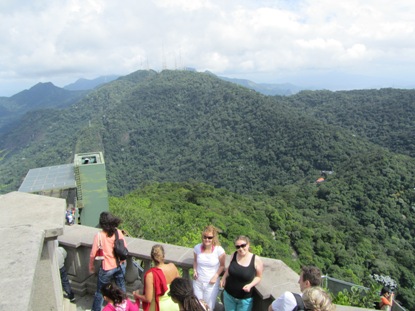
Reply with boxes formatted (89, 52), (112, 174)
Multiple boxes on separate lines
(133, 244), (180, 311)
(193, 225), (226, 310)
(302, 287), (336, 311)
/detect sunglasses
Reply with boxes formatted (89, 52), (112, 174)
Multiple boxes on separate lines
(235, 243), (247, 249)
(203, 236), (214, 240)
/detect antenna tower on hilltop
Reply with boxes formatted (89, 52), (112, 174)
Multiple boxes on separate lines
(162, 43), (167, 71)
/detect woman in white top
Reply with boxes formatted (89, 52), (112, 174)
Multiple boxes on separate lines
(193, 225), (226, 310)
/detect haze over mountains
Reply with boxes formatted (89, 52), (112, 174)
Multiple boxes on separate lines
(1, 69), (415, 308)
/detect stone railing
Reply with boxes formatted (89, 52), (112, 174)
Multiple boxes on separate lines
(0, 191), (377, 311)
(58, 225), (377, 311)
(0, 191), (66, 311)
(58, 224), (303, 311)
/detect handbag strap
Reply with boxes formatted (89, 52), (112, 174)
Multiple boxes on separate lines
(114, 229), (122, 269)
(292, 293), (305, 311)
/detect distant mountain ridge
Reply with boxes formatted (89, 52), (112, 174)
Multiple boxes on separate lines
(63, 75), (120, 91)
(219, 76), (302, 95)
(0, 72), (302, 135)
(0, 82), (87, 133)
(0, 72), (299, 134)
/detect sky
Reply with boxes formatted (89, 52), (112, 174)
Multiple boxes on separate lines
(1, 0), (415, 96)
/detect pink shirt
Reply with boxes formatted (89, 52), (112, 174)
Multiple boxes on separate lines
(102, 299), (138, 311)
(90, 229), (127, 271)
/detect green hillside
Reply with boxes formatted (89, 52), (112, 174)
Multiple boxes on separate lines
(0, 82), (87, 133)
(0, 70), (392, 195)
(110, 176), (415, 309)
(285, 89), (415, 157)
(0, 70), (415, 308)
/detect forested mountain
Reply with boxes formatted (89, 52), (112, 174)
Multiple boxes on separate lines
(0, 69), (395, 195)
(0, 70), (415, 308)
(0, 82), (87, 134)
(285, 89), (415, 157)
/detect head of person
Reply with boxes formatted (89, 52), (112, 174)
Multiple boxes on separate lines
(381, 287), (391, 297)
(234, 235), (250, 254)
(99, 212), (122, 237)
(201, 225), (220, 248)
(302, 287), (335, 311)
(101, 282), (126, 306)
(298, 266), (322, 292)
(169, 277), (206, 311)
(151, 244), (165, 265)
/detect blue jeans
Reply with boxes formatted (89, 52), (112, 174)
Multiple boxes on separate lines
(60, 266), (74, 299)
(223, 289), (253, 311)
(91, 262), (126, 311)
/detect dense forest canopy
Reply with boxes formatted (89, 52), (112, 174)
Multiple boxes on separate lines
(0, 70), (414, 308)
(285, 89), (415, 157)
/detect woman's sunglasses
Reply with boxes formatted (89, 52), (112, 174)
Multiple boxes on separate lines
(203, 236), (214, 240)
(235, 243), (247, 249)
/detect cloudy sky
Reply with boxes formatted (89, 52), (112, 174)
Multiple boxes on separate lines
(1, 0), (415, 96)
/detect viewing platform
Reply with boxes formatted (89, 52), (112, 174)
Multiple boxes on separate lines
(1, 191), (376, 311)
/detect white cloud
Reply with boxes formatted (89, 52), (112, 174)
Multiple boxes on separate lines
(154, 0), (214, 11)
(1, 0), (415, 95)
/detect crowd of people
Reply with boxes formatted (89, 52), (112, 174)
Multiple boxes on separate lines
(58, 212), (392, 311)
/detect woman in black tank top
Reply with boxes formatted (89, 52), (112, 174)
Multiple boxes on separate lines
(220, 236), (263, 311)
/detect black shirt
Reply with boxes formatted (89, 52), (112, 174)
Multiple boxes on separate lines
(224, 252), (256, 299)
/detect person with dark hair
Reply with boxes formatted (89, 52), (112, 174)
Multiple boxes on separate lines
(101, 282), (138, 311)
(89, 212), (128, 311)
(302, 287), (336, 311)
(193, 225), (225, 310)
(379, 287), (394, 311)
(170, 277), (209, 311)
(133, 244), (180, 311)
(220, 236), (263, 311)
(268, 266), (322, 311)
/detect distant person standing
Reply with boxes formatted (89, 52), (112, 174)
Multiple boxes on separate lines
(379, 287), (394, 311)
(220, 236), (263, 311)
(268, 266), (322, 311)
(89, 212), (128, 311)
(193, 225), (226, 310)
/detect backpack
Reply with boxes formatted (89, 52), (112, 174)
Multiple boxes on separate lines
(292, 293), (305, 311)
(114, 229), (129, 262)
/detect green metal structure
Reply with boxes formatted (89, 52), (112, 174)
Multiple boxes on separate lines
(74, 152), (109, 227)
(18, 151), (110, 228)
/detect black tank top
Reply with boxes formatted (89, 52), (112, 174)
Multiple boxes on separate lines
(224, 252), (256, 299)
